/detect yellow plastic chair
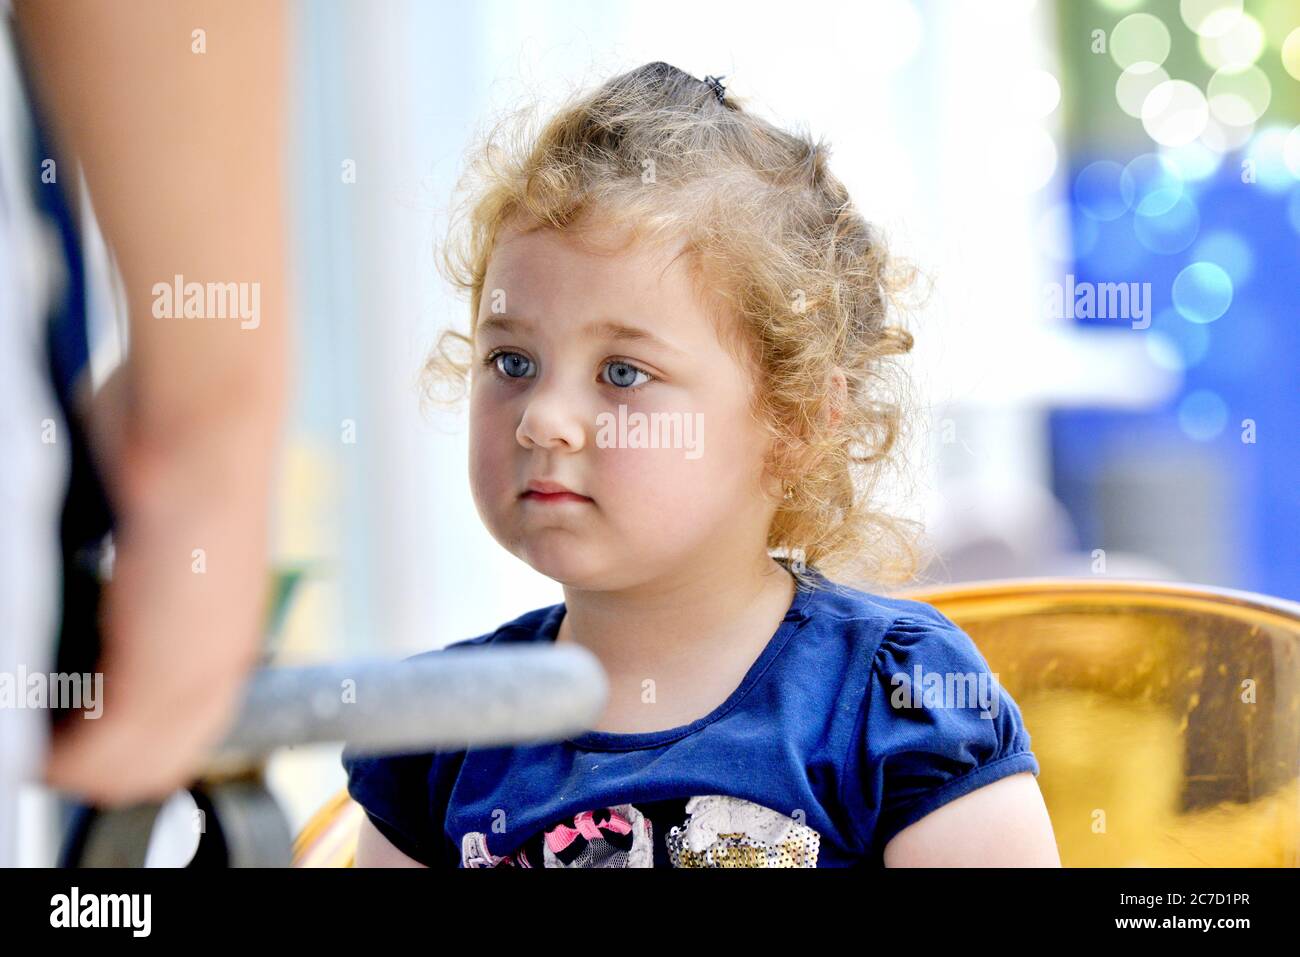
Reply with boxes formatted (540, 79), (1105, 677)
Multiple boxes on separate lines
(294, 579), (1300, 867)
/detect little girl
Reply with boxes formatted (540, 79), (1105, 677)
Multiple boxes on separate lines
(343, 61), (1058, 868)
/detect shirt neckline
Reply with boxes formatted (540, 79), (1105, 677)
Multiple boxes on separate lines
(538, 558), (822, 752)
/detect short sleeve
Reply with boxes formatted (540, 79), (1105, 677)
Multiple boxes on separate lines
(342, 744), (463, 868)
(340, 640), (495, 867)
(844, 609), (1040, 862)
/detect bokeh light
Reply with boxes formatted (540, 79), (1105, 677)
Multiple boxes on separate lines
(1198, 12), (1265, 72)
(1142, 80), (1209, 147)
(1111, 13), (1172, 69)
(1206, 65), (1271, 126)
(1134, 193), (1200, 253)
(1116, 62), (1169, 119)
(1160, 139), (1223, 181)
(1284, 27), (1300, 81)
(1074, 160), (1131, 219)
(1121, 152), (1184, 214)
(1243, 125), (1294, 191)
(1200, 115), (1256, 154)
(1172, 261), (1234, 323)
(1177, 389), (1229, 441)
(1190, 230), (1254, 285)
(1286, 125), (1300, 178)
(1017, 70), (1063, 118)
(1180, 0), (1243, 38)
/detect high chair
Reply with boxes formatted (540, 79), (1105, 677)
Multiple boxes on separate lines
(292, 578), (1300, 867)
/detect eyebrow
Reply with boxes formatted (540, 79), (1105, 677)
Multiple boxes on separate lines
(476, 315), (687, 357)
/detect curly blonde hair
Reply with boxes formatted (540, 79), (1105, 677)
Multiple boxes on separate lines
(424, 61), (926, 591)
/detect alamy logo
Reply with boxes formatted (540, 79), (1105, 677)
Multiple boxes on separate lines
(0, 668), (102, 718)
(50, 887), (151, 937)
(151, 274), (260, 329)
(889, 666), (1001, 719)
(596, 404), (704, 459)
(1044, 274), (1151, 329)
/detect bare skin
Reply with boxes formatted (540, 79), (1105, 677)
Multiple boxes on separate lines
(15, 0), (290, 806)
(884, 772), (1061, 867)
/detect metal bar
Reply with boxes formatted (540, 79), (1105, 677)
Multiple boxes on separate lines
(210, 644), (608, 766)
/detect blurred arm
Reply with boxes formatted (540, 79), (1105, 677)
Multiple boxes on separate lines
(13, 0), (292, 801)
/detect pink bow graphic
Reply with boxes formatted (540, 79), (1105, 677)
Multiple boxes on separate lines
(544, 807), (634, 853)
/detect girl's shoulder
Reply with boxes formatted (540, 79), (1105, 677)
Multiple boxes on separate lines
(820, 576), (1040, 860)
(800, 572), (987, 675)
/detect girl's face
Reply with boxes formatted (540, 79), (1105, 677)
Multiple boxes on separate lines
(468, 218), (780, 590)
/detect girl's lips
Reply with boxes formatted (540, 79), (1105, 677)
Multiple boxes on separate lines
(521, 490), (592, 504)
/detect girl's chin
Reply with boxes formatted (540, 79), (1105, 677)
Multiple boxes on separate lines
(516, 543), (599, 585)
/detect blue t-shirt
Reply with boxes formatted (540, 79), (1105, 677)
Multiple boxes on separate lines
(342, 564), (1039, 867)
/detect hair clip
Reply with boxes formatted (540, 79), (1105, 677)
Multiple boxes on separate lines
(702, 74), (727, 104)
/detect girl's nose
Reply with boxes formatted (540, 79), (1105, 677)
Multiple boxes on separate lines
(516, 386), (587, 452)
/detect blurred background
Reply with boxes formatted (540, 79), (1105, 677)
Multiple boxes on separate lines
(8, 0), (1299, 862)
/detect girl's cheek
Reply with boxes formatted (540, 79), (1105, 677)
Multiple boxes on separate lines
(468, 399), (514, 494)
(599, 443), (709, 508)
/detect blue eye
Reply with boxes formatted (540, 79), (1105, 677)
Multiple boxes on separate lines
(482, 350), (654, 391)
(601, 360), (652, 390)
(484, 350), (534, 379)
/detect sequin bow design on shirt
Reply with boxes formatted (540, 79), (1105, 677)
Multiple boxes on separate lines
(459, 795), (820, 868)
